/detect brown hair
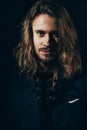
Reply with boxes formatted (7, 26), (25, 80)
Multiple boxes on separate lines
(14, 1), (82, 79)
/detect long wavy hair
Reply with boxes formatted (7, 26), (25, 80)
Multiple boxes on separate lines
(14, 0), (82, 79)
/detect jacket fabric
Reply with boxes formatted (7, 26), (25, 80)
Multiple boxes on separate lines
(3, 71), (87, 130)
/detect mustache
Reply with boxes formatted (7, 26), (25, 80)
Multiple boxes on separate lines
(39, 47), (55, 52)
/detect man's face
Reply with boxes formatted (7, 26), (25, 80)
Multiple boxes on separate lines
(32, 14), (59, 63)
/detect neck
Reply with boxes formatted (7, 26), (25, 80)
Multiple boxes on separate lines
(39, 60), (58, 72)
(36, 61), (58, 87)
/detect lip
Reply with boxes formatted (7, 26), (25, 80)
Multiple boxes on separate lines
(40, 50), (52, 54)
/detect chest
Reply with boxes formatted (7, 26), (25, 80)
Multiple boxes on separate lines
(14, 81), (84, 130)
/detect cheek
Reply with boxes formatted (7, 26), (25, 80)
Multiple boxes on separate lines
(33, 37), (38, 50)
(54, 37), (59, 43)
(33, 36), (40, 52)
(33, 36), (43, 47)
(33, 35), (37, 45)
(54, 38), (59, 48)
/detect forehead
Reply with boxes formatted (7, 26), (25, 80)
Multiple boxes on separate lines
(32, 14), (57, 31)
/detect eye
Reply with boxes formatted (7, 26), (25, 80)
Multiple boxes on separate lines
(50, 31), (59, 38)
(36, 31), (45, 37)
(53, 32), (59, 38)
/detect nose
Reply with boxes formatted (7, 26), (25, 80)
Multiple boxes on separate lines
(43, 34), (52, 46)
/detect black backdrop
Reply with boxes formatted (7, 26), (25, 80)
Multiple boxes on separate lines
(1, 0), (87, 128)
(1, 0), (87, 84)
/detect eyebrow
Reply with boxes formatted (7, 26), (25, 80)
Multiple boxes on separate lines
(35, 30), (45, 32)
(34, 30), (58, 33)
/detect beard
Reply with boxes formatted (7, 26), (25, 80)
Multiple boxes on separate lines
(38, 53), (56, 63)
(35, 49), (57, 63)
(35, 46), (58, 63)
(32, 48), (59, 72)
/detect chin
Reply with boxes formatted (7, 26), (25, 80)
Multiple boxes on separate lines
(40, 57), (54, 63)
(37, 54), (57, 63)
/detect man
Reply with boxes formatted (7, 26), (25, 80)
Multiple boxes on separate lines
(12, 0), (87, 130)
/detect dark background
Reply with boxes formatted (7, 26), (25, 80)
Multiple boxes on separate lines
(1, 0), (87, 129)
(1, 0), (87, 84)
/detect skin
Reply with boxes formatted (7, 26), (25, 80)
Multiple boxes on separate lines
(32, 14), (59, 86)
(32, 14), (59, 65)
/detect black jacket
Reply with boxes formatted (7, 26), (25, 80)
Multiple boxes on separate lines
(3, 71), (87, 130)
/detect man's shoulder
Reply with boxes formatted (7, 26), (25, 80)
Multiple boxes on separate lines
(74, 70), (87, 103)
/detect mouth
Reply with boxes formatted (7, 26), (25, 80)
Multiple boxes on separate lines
(40, 50), (53, 55)
(39, 48), (54, 54)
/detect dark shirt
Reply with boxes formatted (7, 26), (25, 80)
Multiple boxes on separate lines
(3, 71), (87, 130)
